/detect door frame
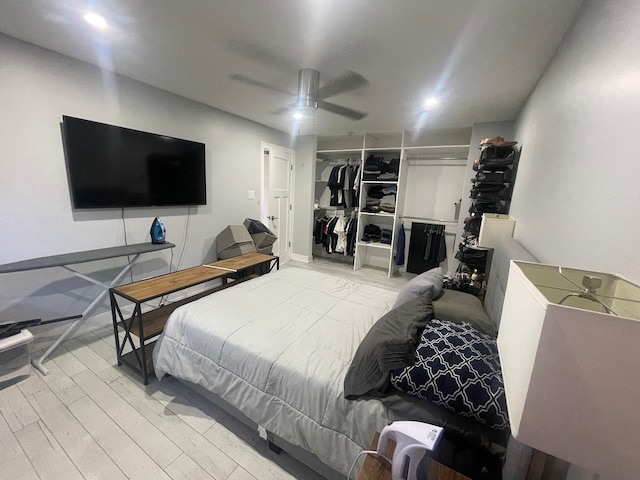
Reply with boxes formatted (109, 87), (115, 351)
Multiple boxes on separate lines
(261, 142), (295, 262)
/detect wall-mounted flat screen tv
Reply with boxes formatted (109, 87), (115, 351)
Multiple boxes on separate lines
(62, 115), (206, 208)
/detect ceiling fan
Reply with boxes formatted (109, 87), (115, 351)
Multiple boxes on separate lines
(230, 68), (369, 120)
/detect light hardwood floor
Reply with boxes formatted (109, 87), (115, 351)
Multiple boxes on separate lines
(0, 259), (410, 480)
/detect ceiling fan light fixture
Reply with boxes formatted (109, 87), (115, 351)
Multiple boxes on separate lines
(297, 68), (320, 109)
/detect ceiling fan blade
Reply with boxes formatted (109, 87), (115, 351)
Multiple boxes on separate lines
(317, 71), (368, 100)
(271, 104), (296, 115)
(229, 74), (295, 96)
(318, 100), (368, 120)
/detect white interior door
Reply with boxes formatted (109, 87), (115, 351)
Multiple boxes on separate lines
(262, 144), (293, 262)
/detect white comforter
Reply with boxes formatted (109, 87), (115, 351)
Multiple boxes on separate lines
(153, 265), (399, 476)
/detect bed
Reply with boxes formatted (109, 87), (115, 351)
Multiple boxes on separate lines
(153, 238), (537, 479)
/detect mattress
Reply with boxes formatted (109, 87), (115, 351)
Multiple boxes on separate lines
(153, 265), (399, 475)
(153, 264), (507, 476)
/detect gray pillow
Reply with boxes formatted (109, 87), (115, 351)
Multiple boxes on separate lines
(433, 289), (496, 337)
(393, 267), (443, 309)
(344, 290), (435, 399)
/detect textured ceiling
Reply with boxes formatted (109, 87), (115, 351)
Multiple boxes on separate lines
(0, 0), (585, 136)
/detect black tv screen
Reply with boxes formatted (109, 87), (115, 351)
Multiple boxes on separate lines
(62, 115), (206, 208)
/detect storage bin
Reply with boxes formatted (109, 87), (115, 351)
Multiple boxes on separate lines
(216, 225), (257, 260)
(0, 329), (33, 389)
(243, 218), (277, 250)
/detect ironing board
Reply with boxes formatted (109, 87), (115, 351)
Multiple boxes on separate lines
(0, 242), (175, 374)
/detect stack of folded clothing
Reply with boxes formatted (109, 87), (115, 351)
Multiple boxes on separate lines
(381, 228), (392, 245)
(378, 192), (396, 213)
(362, 155), (400, 181)
(363, 155), (383, 180)
(361, 185), (397, 213)
(361, 224), (382, 243)
(377, 156), (400, 181)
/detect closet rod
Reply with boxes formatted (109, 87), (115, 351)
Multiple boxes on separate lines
(406, 157), (468, 161)
(401, 225), (456, 242)
(323, 159), (360, 166)
(400, 215), (458, 224)
(316, 206), (357, 216)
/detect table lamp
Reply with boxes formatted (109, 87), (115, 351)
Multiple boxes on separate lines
(497, 261), (640, 479)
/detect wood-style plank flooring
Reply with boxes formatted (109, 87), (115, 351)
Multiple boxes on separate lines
(0, 259), (410, 480)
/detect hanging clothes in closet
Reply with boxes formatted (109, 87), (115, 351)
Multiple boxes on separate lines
(395, 222), (406, 266)
(313, 211), (357, 256)
(407, 222), (447, 274)
(327, 163), (360, 207)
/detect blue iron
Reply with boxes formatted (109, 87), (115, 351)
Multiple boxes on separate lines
(150, 217), (166, 244)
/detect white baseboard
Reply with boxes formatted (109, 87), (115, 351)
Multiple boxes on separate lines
(290, 253), (312, 263)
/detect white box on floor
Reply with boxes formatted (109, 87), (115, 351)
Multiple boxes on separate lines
(0, 329), (33, 389)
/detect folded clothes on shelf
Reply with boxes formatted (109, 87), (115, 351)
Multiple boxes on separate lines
(361, 223), (382, 242)
(361, 205), (395, 214)
(367, 185), (397, 197)
(381, 228), (392, 244)
(379, 194), (396, 208)
(362, 155), (400, 180)
(376, 172), (398, 180)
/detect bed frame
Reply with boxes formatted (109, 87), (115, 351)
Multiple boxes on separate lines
(170, 237), (538, 480)
(181, 379), (345, 480)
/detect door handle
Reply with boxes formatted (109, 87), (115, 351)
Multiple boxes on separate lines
(267, 216), (278, 220)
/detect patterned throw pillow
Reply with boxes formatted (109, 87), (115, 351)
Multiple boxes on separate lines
(390, 320), (509, 430)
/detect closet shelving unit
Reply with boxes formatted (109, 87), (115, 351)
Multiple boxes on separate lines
(314, 137), (362, 264)
(354, 132), (405, 277)
(315, 132), (470, 278)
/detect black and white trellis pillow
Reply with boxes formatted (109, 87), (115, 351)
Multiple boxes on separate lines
(390, 319), (509, 430)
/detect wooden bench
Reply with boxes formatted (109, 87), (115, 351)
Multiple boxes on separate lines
(110, 253), (279, 384)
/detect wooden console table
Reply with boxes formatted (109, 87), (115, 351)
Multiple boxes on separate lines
(0, 242), (175, 374)
(110, 252), (279, 384)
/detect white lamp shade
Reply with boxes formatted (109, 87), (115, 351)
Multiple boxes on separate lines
(478, 213), (515, 249)
(497, 261), (640, 479)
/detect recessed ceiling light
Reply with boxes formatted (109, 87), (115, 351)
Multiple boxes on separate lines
(423, 97), (438, 108)
(84, 12), (108, 30)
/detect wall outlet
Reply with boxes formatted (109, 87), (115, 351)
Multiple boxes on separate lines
(248, 189), (256, 200)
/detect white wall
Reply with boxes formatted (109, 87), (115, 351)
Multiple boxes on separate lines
(0, 35), (292, 347)
(291, 135), (317, 262)
(511, 0), (640, 284)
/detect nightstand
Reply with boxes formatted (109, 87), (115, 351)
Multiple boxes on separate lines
(357, 432), (471, 480)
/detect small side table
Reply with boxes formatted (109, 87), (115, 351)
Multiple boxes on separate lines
(357, 432), (471, 480)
